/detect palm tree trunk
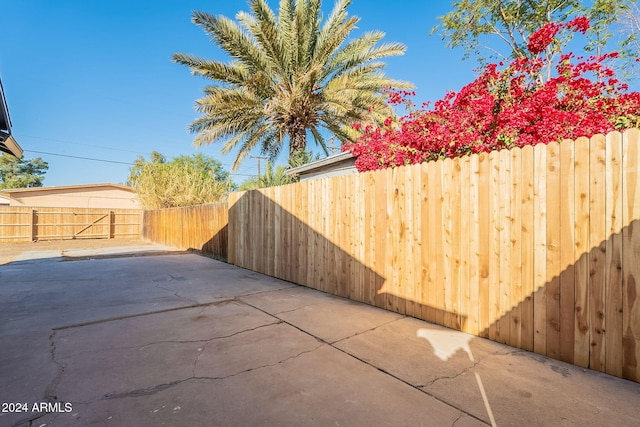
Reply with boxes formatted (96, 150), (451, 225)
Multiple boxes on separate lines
(289, 126), (307, 161)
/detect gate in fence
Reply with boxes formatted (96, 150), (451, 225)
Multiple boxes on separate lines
(0, 207), (142, 241)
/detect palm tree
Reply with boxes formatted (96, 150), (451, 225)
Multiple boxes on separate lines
(173, 0), (411, 170)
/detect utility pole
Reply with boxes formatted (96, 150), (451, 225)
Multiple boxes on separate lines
(250, 155), (268, 177)
(328, 136), (339, 155)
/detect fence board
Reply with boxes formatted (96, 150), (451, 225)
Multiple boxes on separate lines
(447, 158), (461, 330)
(589, 134), (607, 371)
(510, 147), (523, 349)
(605, 131), (624, 376)
(425, 160), (438, 323)
(574, 136), (591, 367)
(521, 145), (535, 351)
(489, 150), (501, 341)
(478, 153), (491, 338)
(499, 149), (511, 344)
(546, 141), (562, 360)
(431, 161), (445, 325)
(460, 156), (471, 334)
(622, 128), (640, 381)
(559, 139), (576, 364)
(467, 155), (481, 335)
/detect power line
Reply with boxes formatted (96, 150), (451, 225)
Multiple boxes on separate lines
(21, 134), (247, 170)
(23, 149), (257, 177)
(22, 135), (152, 156)
(24, 150), (135, 165)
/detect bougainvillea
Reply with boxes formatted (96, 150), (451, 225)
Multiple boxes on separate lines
(344, 18), (640, 172)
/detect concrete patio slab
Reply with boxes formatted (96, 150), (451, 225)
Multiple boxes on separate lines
(1, 249), (639, 426)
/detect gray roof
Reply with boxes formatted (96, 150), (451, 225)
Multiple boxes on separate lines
(0, 79), (23, 157)
(286, 151), (355, 175)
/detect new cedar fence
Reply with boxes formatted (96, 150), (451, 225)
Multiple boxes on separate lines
(142, 202), (228, 261)
(0, 207), (142, 242)
(226, 129), (640, 383)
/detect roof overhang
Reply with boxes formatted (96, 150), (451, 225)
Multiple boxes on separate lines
(286, 152), (355, 176)
(0, 79), (22, 158)
(0, 134), (23, 158)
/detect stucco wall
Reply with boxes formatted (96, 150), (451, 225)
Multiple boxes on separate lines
(7, 187), (141, 209)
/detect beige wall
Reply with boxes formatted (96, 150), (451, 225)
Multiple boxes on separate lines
(8, 187), (141, 209)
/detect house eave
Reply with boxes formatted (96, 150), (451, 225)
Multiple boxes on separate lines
(286, 152), (355, 176)
(0, 134), (23, 158)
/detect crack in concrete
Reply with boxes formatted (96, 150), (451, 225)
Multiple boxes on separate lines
(451, 412), (465, 427)
(419, 360), (480, 388)
(267, 301), (327, 316)
(44, 330), (65, 402)
(83, 344), (326, 404)
(329, 315), (406, 345)
(103, 379), (191, 400)
(193, 344), (324, 381)
(51, 300), (234, 331)
(18, 331), (70, 427)
(154, 278), (199, 305)
(137, 322), (283, 351)
(41, 320), (298, 411)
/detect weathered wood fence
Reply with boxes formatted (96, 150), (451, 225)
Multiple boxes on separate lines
(226, 129), (640, 383)
(0, 207), (141, 242)
(142, 202), (228, 261)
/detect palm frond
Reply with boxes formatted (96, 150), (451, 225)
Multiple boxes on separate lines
(174, 0), (412, 169)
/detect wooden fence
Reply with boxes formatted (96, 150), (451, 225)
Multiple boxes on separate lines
(0, 207), (142, 242)
(142, 202), (228, 261)
(227, 129), (640, 383)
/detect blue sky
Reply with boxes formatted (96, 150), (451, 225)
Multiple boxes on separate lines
(2, 1), (485, 186)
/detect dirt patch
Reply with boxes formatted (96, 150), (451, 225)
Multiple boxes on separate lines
(0, 238), (160, 265)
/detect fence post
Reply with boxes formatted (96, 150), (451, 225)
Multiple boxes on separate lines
(31, 209), (37, 241)
(109, 211), (114, 239)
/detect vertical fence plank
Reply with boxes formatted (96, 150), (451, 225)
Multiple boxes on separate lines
(521, 144), (535, 352)
(488, 150), (501, 340)
(467, 155), (480, 335)
(442, 158), (455, 328)
(363, 172), (376, 306)
(574, 136), (591, 368)
(374, 170), (389, 309)
(399, 166), (413, 316)
(307, 180), (318, 290)
(431, 160), (445, 325)
(499, 149), (512, 344)
(478, 153), (491, 338)
(383, 168), (397, 312)
(426, 160), (439, 323)
(559, 139), (576, 364)
(408, 164), (422, 318)
(420, 163), (431, 322)
(589, 134), (607, 371)
(533, 142), (548, 355)
(460, 156), (471, 333)
(622, 128), (640, 381)
(448, 158), (462, 330)
(605, 131), (624, 377)
(546, 140), (562, 360)
(510, 147), (523, 348)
